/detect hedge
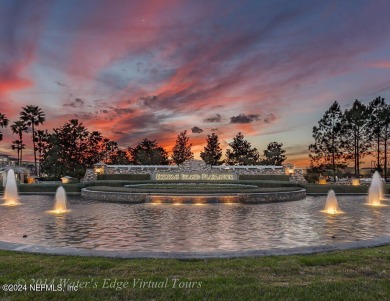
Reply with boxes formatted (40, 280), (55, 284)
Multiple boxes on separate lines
(239, 174), (290, 181)
(90, 180), (299, 188)
(304, 183), (390, 194)
(303, 184), (367, 194)
(85, 185), (301, 194)
(97, 174), (150, 181)
(17, 183), (88, 193)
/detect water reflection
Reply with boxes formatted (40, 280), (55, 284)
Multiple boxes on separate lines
(0, 195), (389, 252)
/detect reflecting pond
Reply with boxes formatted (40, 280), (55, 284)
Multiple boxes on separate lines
(0, 195), (389, 252)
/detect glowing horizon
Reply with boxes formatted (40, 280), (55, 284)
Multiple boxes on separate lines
(1, 1), (390, 167)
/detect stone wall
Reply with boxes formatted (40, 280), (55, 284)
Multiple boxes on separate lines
(106, 165), (178, 175)
(81, 188), (145, 203)
(212, 166), (284, 175)
(289, 170), (307, 184)
(145, 195), (239, 204)
(103, 162), (286, 176)
(81, 188), (306, 204)
(81, 160), (307, 183)
(239, 189), (306, 203)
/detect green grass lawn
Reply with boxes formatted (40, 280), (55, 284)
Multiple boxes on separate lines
(0, 246), (389, 300)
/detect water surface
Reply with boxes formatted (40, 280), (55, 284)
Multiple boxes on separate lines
(0, 195), (389, 252)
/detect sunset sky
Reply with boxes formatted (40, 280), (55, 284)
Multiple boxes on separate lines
(1, 0), (390, 167)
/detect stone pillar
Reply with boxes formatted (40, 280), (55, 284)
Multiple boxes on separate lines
(93, 162), (107, 175)
(81, 169), (97, 183)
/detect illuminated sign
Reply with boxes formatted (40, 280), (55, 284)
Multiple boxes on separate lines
(155, 173), (235, 181)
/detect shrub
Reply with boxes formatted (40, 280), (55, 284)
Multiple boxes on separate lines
(304, 173), (320, 183)
(239, 174), (290, 181)
(85, 185), (300, 194)
(303, 184), (368, 194)
(97, 174), (150, 181)
(17, 183), (88, 193)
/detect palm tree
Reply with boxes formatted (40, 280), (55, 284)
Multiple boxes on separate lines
(20, 105), (45, 174)
(0, 113), (9, 141)
(34, 129), (49, 176)
(10, 120), (28, 165)
(11, 140), (25, 165)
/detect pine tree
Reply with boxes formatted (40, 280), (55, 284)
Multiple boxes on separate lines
(342, 100), (370, 176)
(225, 132), (259, 165)
(309, 101), (345, 181)
(171, 130), (193, 165)
(263, 142), (286, 165)
(200, 133), (222, 166)
(367, 97), (390, 177)
(129, 138), (169, 165)
(380, 103), (390, 179)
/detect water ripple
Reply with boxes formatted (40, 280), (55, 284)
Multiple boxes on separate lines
(0, 195), (389, 252)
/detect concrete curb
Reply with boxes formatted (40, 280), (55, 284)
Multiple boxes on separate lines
(0, 236), (389, 259)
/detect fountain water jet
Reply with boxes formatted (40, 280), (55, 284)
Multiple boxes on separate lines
(321, 190), (343, 214)
(47, 186), (70, 214)
(3, 169), (20, 206)
(367, 171), (384, 206)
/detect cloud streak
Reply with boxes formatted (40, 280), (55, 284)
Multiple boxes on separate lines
(204, 114), (222, 123)
(191, 126), (203, 133)
(230, 114), (260, 124)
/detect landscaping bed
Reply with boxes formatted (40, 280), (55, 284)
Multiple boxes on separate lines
(239, 174), (290, 181)
(304, 184), (390, 194)
(97, 174), (150, 181)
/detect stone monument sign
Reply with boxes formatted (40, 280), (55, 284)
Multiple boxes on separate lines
(151, 160), (237, 181)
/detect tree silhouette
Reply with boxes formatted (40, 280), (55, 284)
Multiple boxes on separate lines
(110, 148), (130, 164)
(101, 139), (122, 164)
(20, 105), (45, 174)
(382, 104), (390, 180)
(309, 101), (345, 181)
(40, 119), (129, 178)
(34, 130), (50, 176)
(10, 120), (28, 166)
(129, 138), (169, 165)
(370, 100), (390, 179)
(40, 133), (65, 178)
(367, 96), (390, 178)
(84, 131), (104, 166)
(200, 133), (222, 166)
(172, 130), (193, 165)
(0, 113), (9, 141)
(41, 119), (89, 178)
(263, 142), (286, 165)
(342, 100), (370, 176)
(225, 132), (259, 165)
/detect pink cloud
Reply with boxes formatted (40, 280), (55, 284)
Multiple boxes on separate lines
(368, 61), (390, 69)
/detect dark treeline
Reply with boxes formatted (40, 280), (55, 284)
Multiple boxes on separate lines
(309, 97), (390, 181)
(0, 107), (287, 179)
